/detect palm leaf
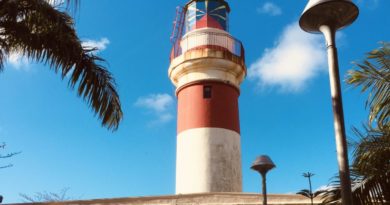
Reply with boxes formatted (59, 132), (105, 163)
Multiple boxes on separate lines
(347, 42), (390, 128)
(303, 172), (315, 178)
(321, 126), (390, 204)
(313, 190), (325, 198)
(0, 0), (122, 130)
(297, 189), (312, 199)
(351, 126), (390, 177)
(0, 49), (5, 72)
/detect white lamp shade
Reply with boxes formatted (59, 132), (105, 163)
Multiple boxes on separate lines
(299, 0), (359, 33)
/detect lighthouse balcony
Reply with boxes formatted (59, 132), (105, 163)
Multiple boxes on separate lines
(168, 28), (246, 91)
(170, 28), (245, 65)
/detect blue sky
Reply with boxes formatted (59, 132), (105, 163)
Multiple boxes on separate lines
(0, 0), (389, 203)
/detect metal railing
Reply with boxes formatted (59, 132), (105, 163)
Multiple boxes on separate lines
(170, 32), (245, 62)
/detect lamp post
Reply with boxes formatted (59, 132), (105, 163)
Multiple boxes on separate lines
(299, 1), (359, 204)
(251, 155), (276, 205)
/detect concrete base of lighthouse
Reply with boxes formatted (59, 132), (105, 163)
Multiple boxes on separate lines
(176, 128), (242, 194)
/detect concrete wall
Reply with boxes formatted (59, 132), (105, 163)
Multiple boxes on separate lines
(7, 193), (323, 205)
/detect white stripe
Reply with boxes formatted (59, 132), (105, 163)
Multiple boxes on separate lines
(176, 127), (242, 194)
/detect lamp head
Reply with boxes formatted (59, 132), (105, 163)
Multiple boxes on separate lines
(251, 155), (276, 175)
(299, 0), (359, 33)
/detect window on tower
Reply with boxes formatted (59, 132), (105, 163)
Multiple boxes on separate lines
(203, 85), (212, 99)
(185, 2), (197, 33)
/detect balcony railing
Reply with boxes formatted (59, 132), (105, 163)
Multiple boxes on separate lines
(170, 32), (245, 62)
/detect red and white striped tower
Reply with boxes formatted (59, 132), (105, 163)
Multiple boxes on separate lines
(169, 0), (246, 194)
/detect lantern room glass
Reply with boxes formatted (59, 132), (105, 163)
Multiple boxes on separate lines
(185, 0), (229, 34)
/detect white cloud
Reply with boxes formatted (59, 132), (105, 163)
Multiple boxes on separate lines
(46, 0), (65, 7)
(316, 185), (331, 192)
(156, 113), (175, 124)
(257, 2), (282, 16)
(135, 94), (174, 113)
(248, 22), (327, 92)
(82, 38), (110, 53)
(135, 94), (175, 124)
(7, 52), (30, 70)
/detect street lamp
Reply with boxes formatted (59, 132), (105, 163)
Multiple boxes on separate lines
(299, 1), (359, 205)
(251, 155), (276, 205)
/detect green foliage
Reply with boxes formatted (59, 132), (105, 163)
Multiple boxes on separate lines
(352, 126), (390, 178)
(347, 42), (390, 128)
(297, 172), (324, 205)
(297, 189), (324, 199)
(0, 0), (122, 131)
(321, 127), (390, 204)
(350, 126), (390, 204)
(303, 172), (315, 179)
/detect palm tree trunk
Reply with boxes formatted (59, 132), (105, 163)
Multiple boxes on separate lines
(308, 175), (314, 205)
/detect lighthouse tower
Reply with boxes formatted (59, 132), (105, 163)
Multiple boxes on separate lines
(168, 0), (246, 194)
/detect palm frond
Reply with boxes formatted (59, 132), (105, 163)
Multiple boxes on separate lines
(0, 49), (5, 72)
(303, 172), (315, 178)
(321, 126), (390, 204)
(0, 0), (122, 130)
(347, 42), (390, 128)
(297, 189), (312, 198)
(0, 27), (10, 72)
(313, 190), (325, 198)
(320, 184), (341, 204)
(351, 126), (390, 177)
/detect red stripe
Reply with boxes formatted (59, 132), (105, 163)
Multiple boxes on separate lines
(177, 81), (240, 134)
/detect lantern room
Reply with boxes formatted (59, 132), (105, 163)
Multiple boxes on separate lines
(184, 0), (230, 33)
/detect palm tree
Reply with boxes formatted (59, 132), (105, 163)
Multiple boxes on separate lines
(0, 0), (122, 131)
(321, 126), (390, 205)
(297, 172), (323, 205)
(321, 42), (390, 204)
(347, 42), (389, 129)
(350, 126), (390, 204)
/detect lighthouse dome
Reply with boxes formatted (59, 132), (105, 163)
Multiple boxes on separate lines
(184, 0), (230, 34)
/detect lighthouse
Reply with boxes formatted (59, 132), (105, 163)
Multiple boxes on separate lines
(168, 0), (246, 194)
